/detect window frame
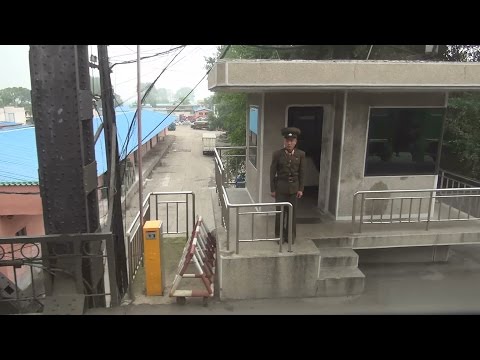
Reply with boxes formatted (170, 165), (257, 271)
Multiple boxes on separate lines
(364, 106), (446, 177)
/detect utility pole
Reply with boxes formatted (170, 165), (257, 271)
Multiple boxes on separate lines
(29, 45), (105, 309)
(137, 46), (144, 227)
(97, 45), (129, 301)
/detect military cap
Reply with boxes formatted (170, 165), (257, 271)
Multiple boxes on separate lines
(281, 127), (301, 139)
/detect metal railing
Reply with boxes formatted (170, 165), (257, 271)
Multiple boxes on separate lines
(439, 169), (480, 189)
(214, 147), (294, 253)
(124, 191), (195, 298)
(125, 196), (150, 296)
(352, 186), (480, 233)
(0, 233), (118, 314)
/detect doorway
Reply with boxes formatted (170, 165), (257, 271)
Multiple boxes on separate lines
(287, 106), (323, 220)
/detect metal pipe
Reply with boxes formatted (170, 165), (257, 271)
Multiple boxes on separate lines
(426, 191), (434, 230)
(370, 199), (374, 224)
(352, 193), (357, 232)
(236, 207), (240, 254)
(288, 204), (293, 252)
(186, 194), (189, 241)
(137, 45), (143, 232)
(408, 197), (413, 223)
(279, 205), (284, 253)
(251, 212), (254, 241)
(359, 193), (365, 233)
(399, 198), (404, 223)
(389, 198), (394, 223)
(418, 198), (422, 222)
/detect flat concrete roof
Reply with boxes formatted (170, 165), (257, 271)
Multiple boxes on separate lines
(208, 60), (480, 92)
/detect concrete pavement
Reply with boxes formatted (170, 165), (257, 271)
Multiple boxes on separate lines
(86, 125), (480, 314)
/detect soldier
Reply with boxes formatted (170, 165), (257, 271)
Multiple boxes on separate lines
(270, 127), (305, 244)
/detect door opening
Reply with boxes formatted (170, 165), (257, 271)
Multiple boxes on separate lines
(287, 106), (323, 209)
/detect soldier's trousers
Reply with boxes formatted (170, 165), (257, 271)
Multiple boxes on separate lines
(275, 193), (297, 243)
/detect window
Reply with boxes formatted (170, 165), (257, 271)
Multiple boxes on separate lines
(248, 106), (259, 167)
(365, 108), (444, 176)
(15, 227), (27, 236)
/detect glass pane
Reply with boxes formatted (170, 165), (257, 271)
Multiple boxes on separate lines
(365, 108), (444, 176)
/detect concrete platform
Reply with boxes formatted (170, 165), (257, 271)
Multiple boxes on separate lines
(212, 186), (480, 300)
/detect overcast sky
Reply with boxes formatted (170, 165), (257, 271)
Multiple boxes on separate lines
(0, 45), (219, 104)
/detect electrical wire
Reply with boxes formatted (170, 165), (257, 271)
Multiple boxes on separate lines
(123, 45), (231, 159)
(119, 46), (187, 159)
(110, 46), (185, 70)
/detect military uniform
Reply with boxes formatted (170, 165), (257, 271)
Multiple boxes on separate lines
(270, 127), (305, 243)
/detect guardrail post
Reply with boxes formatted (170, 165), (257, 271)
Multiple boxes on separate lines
(235, 207), (240, 254)
(352, 193), (357, 233)
(426, 190), (434, 231)
(359, 193), (365, 233)
(287, 203), (293, 252)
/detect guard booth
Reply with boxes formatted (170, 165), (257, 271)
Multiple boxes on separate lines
(207, 60), (480, 300)
(208, 60), (480, 221)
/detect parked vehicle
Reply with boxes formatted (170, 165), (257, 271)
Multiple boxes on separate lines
(168, 122), (176, 131)
(202, 133), (216, 155)
(192, 120), (209, 130)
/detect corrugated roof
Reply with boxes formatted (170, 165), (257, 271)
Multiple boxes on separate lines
(0, 108), (175, 186)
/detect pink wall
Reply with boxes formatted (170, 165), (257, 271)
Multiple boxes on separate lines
(0, 186), (45, 237)
(0, 186), (42, 216)
(0, 214), (44, 288)
(0, 214), (45, 237)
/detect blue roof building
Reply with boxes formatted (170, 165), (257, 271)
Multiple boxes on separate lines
(0, 108), (175, 185)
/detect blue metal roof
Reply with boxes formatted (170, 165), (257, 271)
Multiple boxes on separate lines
(0, 108), (175, 185)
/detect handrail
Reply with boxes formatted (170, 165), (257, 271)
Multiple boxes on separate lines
(214, 146), (294, 254)
(124, 190), (195, 300)
(221, 185), (293, 253)
(352, 186), (480, 233)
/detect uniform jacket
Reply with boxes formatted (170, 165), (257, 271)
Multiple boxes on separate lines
(270, 148), (306, 194)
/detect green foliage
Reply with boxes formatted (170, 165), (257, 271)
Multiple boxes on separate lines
(211, 92), (246, 146)
(174, 87), (195, 105)
(205, 45), (480, 180)
(443, 93), (480, 178)
(0, 87), (32, 113)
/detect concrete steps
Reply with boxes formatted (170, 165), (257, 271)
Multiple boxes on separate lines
(319, 247), (359, 268)
(316, 267), (365, 297)
(315, 246), (365, 297)
(312, 237), (353, 248)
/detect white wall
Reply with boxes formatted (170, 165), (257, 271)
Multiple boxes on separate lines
(0, 107), (26, 124)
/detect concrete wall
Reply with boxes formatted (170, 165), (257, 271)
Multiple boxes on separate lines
(356, 246), (450, 264)
(337, 92), (446, 219)
(246, 94), (263, 202)
(328, 92), (346, 216)
(261, 93), (335, 202)
(0, 214), (45, 237)
(0, 107), (26, 124)
(220, 252), (320, 299)
(0, 186), (42, 216)
(209, 60), (480, 91)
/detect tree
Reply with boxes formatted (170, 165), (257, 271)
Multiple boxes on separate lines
(206, 45), (480, 180)
(0, 87), (32, 113)
(442, 92), (480, 178)
(210, 92), (246, 146)
(174, 87), (195, 105)
(156, 88), (170, 104)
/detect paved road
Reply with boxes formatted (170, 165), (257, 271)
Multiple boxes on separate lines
(87, 125), (480, 314)
(90, 243), (480, 314)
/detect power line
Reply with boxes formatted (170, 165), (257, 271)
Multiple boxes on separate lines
(0, 191), (40, 195)
(120, 46), (187, 158)
(126, 45), (231, 158)
(110, 46), (186, 70)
